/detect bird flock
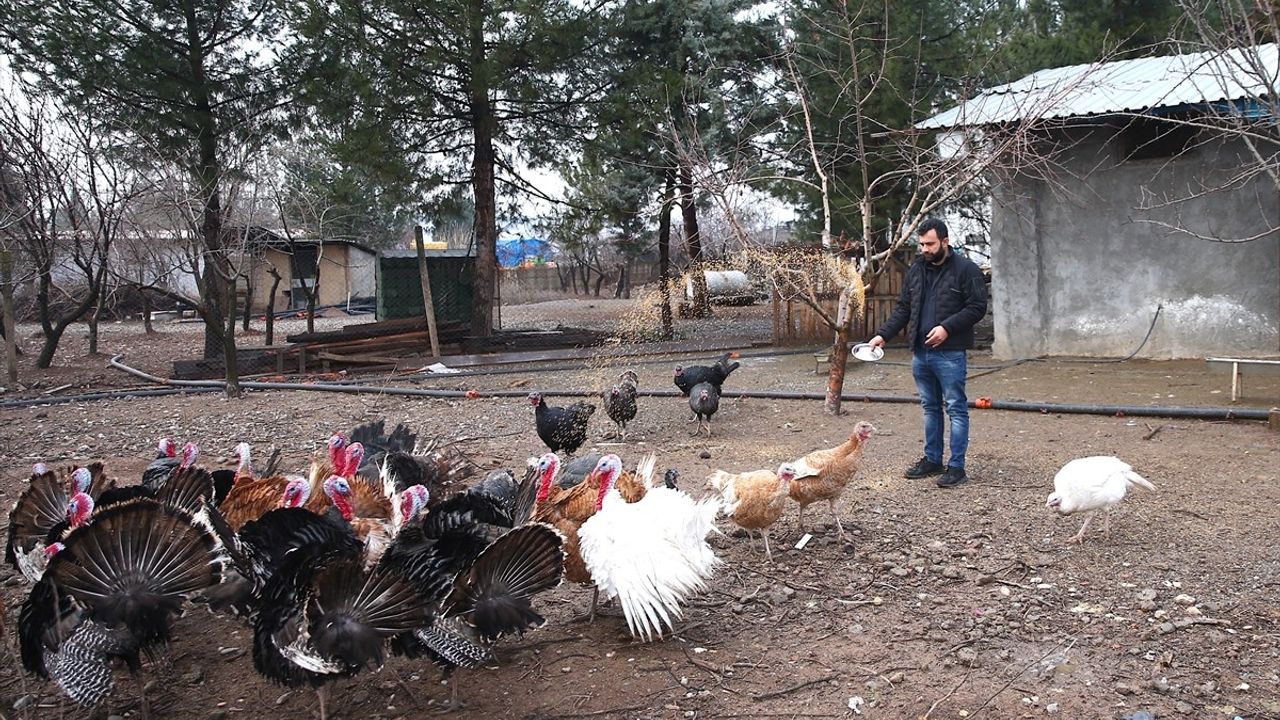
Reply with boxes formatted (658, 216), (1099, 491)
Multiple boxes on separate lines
(4, 352), (1157, 718)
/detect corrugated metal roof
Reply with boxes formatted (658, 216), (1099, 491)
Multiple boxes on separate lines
(380, 248), (476, 258)
(918, 44), (1279, 129)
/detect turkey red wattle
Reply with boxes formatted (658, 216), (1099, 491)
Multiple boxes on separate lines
(280, 478), (311, 508)
(342, 443), (365, 477)
(535, 453), (560, 503)
(324, 476), (355, 521)
(180, 442), (199, 468)
(66, 492), (94, 528)
(158, 437), (176, 457)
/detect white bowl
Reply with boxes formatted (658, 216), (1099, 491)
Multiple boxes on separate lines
(852, 343), (884, 362)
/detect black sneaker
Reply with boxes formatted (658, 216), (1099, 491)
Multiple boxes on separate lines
(904, 458), (945, 479)
(936, 466), (969, 488)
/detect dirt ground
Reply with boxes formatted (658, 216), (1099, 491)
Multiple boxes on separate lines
(1, 299), (1278, 720)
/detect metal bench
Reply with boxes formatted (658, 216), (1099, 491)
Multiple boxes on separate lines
(1205, 357), (1280, 401)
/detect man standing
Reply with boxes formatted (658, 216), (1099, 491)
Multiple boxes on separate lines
(867, 218), (987, 488)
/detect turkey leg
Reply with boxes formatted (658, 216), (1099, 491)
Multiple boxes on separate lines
(1067, 511), (1095, 544)
(761, 528), (773, 563)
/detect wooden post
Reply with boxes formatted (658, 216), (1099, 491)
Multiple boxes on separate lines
(0, 248), (18, 385)
(414, 235), (441, 358)
(1268, 407), (1279, 432)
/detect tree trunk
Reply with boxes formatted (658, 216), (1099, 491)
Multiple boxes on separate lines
(658, 170), (674, 340)
(614, 263), (626, 299)
(468, 0), (497, 338)
(87, 292), (102, 356)
(265, 269), (282, 346)
(34, 265), (98, 368)
(141, 290), (154, 334)
(679, 164), (709, 317)
(1, 248), (18, 385)
(242, 273), (254, 332)
(593, 270), (606, 297)
(823, 289), (860, 415)
(824, 322), (851, 415)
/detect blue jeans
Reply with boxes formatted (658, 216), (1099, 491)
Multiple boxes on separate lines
(911, 349), (969, 468)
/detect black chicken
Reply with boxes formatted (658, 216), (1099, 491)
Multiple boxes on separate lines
(673, 352), (741, 396)
(529, 392), (595, 455)
(689, 381), (720, 436)
(602, 370), (638, 440)
(18, 498), (224, 718)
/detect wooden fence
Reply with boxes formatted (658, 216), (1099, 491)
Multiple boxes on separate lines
(772, 255), (908, 346)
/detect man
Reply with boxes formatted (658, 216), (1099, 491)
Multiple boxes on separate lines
(867, 218), (987, 488)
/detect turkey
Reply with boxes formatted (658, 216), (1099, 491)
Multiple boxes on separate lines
(602, 370), (638, 440)
(529, 392), (595, 455)
(141, 439), (198, 491)
(1046, 456), (1156, 543)
(202, 483), (365, 620)
(381, 467), (562, 709)
(688, 381), (719, 436)
(353, 419), (478, 496)
(18, 497), (224, 718)
(6, 464), (114, 583)
(578, 454), (722, 641)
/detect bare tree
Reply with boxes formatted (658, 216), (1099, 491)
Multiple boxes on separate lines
(672, 0), (1096, 413)
(0, 85), (145, 368)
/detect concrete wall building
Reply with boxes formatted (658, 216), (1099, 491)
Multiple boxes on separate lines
(921, 44), (1280, 359)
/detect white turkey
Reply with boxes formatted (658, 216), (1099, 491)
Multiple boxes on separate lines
(1045, 455), (1156, 543)
(578, 454), (721, 641)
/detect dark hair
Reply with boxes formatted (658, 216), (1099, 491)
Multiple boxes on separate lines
(917, 218), (949, 239)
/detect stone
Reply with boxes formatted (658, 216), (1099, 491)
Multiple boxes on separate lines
(942, 566), (963, 579)
(1173, 594), (1196, 606)
(1136, 588), (1157, 602)
(957, 647), (980, 667)
(890, 567), (910, 577)
(13, 696), (35, 711)
(698, 450), (711, 459)
(183, 669), (204, 684)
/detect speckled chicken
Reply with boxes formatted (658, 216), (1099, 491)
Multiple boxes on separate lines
(602, 370), (638, 440)
(707, 463), (798, 561)
(787, 421), (876, 541)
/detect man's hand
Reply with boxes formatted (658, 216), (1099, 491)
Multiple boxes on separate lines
(868, 335), (885, 349)
(925, 325), (949, 347)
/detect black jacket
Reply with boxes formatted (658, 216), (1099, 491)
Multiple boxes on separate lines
(877, 250), (987, 352)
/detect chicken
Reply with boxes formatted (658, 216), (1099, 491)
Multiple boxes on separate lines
(578, 454), (722, 641)
(602, 370), (638, 439)
(18, 498), (224, 718)
(688, 382), (719, 436)
(1046, 456), (1156, 543)
(707, 463), (798, 562)
(529, 392), (595, 455)
(788, 421), (876, 541)
(673, 352), (740, 396)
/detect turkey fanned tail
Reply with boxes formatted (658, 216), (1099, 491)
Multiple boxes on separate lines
(440, 523), (565, 640)
(17, 499), (222, 707)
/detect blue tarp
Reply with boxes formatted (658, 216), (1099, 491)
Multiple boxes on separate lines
(497, 237), (553, 267)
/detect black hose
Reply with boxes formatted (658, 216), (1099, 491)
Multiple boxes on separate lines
(0, 386), (222, 409)
(84, 355), (1274, 422)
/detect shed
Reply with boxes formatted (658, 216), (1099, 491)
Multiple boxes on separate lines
(376, 249), (476, 325)
(920, 44), (1280, 359)
(245, 234), (376, 313)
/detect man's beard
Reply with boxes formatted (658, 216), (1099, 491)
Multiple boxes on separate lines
(923, 247), (946, 263)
